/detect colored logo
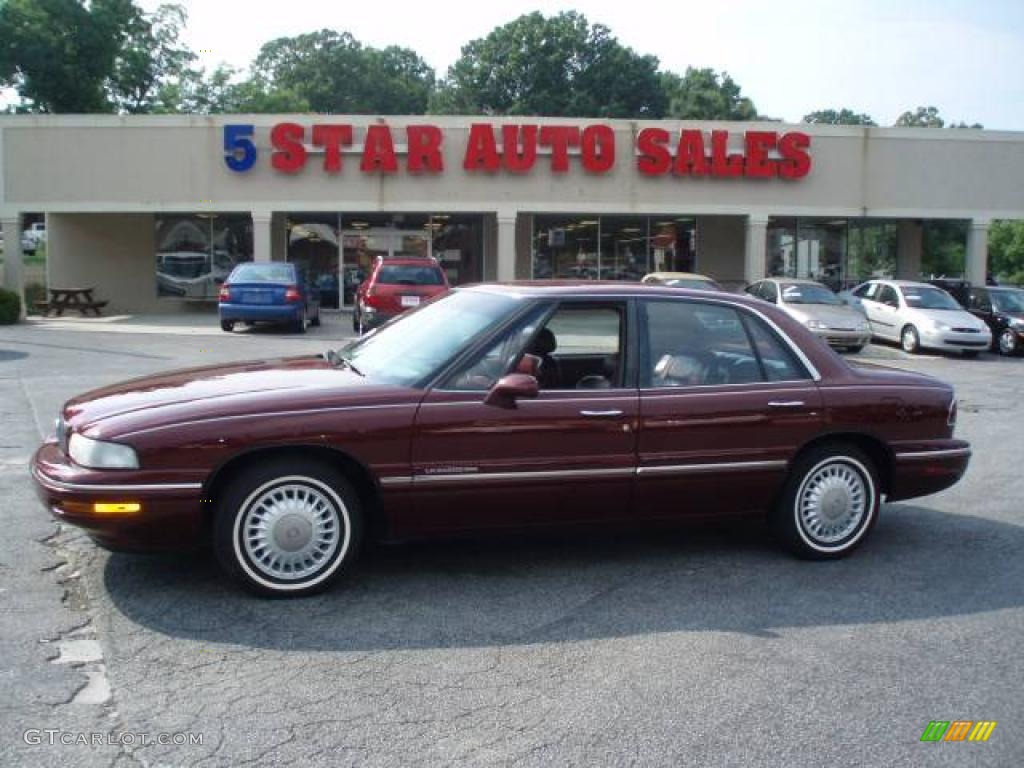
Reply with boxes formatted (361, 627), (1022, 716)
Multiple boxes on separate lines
(920, 721), (997, 742)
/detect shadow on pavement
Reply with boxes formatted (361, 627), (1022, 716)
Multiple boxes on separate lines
(103, 503), (1023, 651)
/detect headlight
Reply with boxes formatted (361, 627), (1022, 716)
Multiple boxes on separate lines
(928, 319), (950, 331)
(804, 319), (829, 330)
(68, 433), (139, 469)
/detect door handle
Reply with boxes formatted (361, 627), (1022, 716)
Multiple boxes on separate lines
(580, 409), (624, 418)
(767, 400), (805, 408)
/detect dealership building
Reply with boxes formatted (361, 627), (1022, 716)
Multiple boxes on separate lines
(1, 114), (1023, 313)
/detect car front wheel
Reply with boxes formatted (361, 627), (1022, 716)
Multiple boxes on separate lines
(220, 320), (234, 332)
(771, 444), (879, 560)
(214, 459), (363, 597)
(901, 325), (921, 354)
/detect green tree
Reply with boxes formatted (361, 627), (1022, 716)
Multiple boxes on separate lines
(107, 4), (195, 113)
(251, 30), (434, 114)
(802, 108), (876, 126)
(0, 0), (137, 112)
(433, 12), (664, 118)
(660, 68), (756, 120)
(922, 220), (967, 277)
(895, 106), (945, 127)
(989, 219), (1024, 284)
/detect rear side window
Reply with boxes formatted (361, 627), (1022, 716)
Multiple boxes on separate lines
(376, 264), (445, 286)
(545, 307), (621, 355)
(643, 301), (762, 387)
(742, 315), (810, 382)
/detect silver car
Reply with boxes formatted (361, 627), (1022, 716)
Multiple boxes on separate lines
(843, 279), (991, 356)
(745, 278), (872, 352)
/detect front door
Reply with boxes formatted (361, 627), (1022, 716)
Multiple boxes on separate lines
(407, 300), (639, 535)
(635, 298), (823, 519)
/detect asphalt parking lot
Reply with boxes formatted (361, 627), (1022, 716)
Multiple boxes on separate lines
(1, 312), (1022, 767)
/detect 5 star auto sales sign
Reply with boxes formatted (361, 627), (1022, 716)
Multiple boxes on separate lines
(223, 122), (811, 179)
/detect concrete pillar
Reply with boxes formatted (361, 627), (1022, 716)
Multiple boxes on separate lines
(896, 220), (923, 279)
(496, 214), (516, 282)
(1, 214), (25, 312)
(744, 215), (769, 284)
(252, 210), (273, 263)
(966, 218), (990, 286)
(270, 212), (288, 262)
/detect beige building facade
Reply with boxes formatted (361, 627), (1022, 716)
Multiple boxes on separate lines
(2, 114), (1023, 313)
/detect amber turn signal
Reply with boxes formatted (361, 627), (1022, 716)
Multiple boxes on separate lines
(93, 502), (141, 514)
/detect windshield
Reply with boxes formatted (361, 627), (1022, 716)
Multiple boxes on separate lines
(780, 283), (841, 305)
(338, 290), (521, 386)
(230, 263), (294, 283)
(377, 264), (445, 286)
(900, 285), (960, 310)
(991, 289), (1024, 313)
(664, 278), (720, 291)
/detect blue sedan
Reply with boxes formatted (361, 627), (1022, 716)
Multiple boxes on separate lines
(218, 262), (321, 333)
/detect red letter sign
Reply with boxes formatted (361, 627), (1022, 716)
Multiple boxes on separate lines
(637, 128), (671, 175)
(710, 130), (743, 177)
(778, 131), (812, 179)
(464, 124), (500, 172)
(744, 131), (778, 178)
(674, 130), (708, 176)
(311, 124), (353, 173)
(361, 125), (399, 173)
(271, 122), (307, 173)
(502, 125), (538, 172)
(581, 125), (615, 173)
(406, 125), (444, 173)
(539, 126), (581, 172)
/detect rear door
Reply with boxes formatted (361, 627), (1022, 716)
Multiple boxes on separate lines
(408, 299), (639, 535)
(635, 298), (823, 519)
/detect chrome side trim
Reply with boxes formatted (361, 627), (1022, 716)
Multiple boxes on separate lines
(894, 448), (972, 461)
(379, 476), (414, 487)
(636, 460), (786, 476)
(32, 467), (202, 493)
(414, 467), (635, 484)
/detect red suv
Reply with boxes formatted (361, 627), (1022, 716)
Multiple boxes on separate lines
(354, 257), (449, 333)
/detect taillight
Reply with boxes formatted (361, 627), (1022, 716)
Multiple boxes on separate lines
(284, 286), (302, 303)
(218, 285), (231, 301)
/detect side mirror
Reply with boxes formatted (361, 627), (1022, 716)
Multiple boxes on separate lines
(484, 373), (539, 408)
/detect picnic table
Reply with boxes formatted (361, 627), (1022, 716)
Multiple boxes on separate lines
(37, 287), (109, 317)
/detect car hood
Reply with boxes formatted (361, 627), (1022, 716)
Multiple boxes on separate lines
(783, 304), (868, 328)
(64, 355), (411, 439)
(904, 307), (988, 331)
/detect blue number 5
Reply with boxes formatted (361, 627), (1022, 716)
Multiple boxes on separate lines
(224, 124), (257, 172)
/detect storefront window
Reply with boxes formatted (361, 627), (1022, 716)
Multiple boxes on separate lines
(847, 220), (897, 287)
(531, 215), (694, 280)
(155, 213), (252, 299)
(768, 218), (847, 291)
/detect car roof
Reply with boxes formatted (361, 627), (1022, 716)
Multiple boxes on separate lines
(867, 279), (944, 288)
(462, 280), (753, 302)
(765, 277), (829, 286)
(644, 272), (715, 281)
(375, 257), (439, 266)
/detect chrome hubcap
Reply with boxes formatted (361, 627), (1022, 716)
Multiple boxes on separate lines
(242, 483), (340, 581)
(1001, 331), (1015, 354)
(798, 462), (867, 544)
(902, 329), (916, 351)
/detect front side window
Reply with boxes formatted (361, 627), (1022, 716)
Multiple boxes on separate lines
(338, 290), (520, 386)
(762, 282), (779, 303)
(877, 285), (899, 306)
(530, 304), (625, 389)
(990, 289), (1024, 313)
(442, 307), (547, 391)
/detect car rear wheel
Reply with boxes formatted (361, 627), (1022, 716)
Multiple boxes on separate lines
(220, 320), (234, 332)
(214, 459), (363, 597)
(771, 443), (879, 560)
(900, 325), (921, 354)
(352, 309), (359, 332)
(292, 308), (307, 334)
(310, 306), (321, 327)
(999, 329), (1018, 356)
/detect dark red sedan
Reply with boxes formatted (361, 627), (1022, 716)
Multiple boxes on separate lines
(32, 284), (970, 596)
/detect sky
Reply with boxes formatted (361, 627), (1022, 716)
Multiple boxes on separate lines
(135, 0), (1023, 129)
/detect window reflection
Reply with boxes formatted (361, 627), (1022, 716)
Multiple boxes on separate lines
(768, 218), (848, 292)
(531, 215), (695, 280)
(155, 214), (252, 299)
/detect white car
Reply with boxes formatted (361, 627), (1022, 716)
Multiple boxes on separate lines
(843, 279), (991, 356)
(21, 222), (46, 254)
(745, 278), (871, 352)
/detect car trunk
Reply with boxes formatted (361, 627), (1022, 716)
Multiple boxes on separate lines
(228, 282), (288, 305)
